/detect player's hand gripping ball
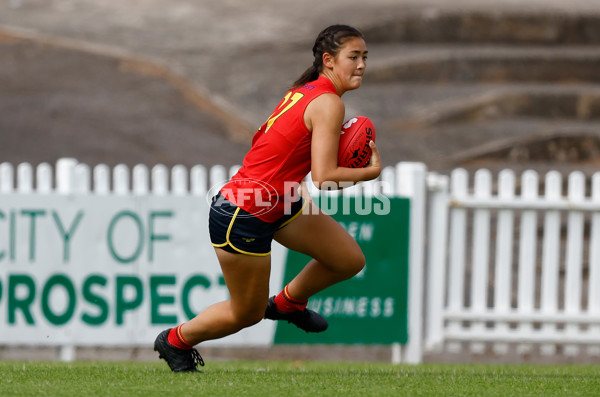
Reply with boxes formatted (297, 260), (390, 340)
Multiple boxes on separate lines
(337, 116), (376, 168)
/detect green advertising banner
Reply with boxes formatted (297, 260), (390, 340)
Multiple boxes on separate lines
(274, 196), (410, 345)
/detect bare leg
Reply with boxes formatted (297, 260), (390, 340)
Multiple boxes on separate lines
(274, 201), (364, 301)
(179, 248), (271, 345)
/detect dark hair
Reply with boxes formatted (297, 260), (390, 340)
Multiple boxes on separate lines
(292, 24), (364, 89)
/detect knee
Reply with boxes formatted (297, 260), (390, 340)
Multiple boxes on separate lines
(352, 251), (366, 275)
(344, 248), (366, 278)
(233, 305), (265, 328)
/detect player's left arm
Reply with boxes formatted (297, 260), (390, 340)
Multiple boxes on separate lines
(307, 94), (381, 190)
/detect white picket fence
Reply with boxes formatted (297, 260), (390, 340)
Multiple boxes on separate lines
(3, 157), (600, 362)
(0, 158), (234, 196)
(0, 158), (427, 363)
(425, 167), (600, 358)
(0, 158), (414, 198)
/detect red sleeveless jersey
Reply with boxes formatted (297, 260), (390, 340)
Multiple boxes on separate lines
(221, 76), (337, 222)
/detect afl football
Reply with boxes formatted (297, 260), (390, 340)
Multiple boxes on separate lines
(337, 116), (376, 168)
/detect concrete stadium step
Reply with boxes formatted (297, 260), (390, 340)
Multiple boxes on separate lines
(367, 44), (600, 83)
(362, 10), (600, 45)
(346, 82), (600, 132)
(349, 83), (600, 123)
(386, 84), (600, 127)
(381, 118), (600, 174)
(426, 118), (600, 159)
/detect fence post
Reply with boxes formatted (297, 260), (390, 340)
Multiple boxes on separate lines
(0, 162), (14, 193)
(424, 172), (449, 351)
(209, 165), (227, 195)
(56, 158), (78, 194)
(470, 169), (492, 353)
(517, 170), (538, 354)
(36, 163), (53, 193)
(17, 163), (33, 193)
(396, 162), (427, 364)
(73, 163), (91, 194)
(540, 171), (562, 355)
(588, 172), (600, 355)
(133, 164), (150, 195)
(172, 165), (188, 196)
(564, 171), (585, 355)
(113, 164), (130, 195)
(446, 168), (468, 353)
(493, 169), (516, 355)
(152, 164), (169, 195)
(55, 158), (78, 362)
(190, 165), (208, 197)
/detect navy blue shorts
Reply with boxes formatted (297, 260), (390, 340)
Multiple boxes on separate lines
(209, 192), (306, 256)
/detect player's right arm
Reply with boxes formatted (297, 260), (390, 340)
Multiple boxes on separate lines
(306, 93), (381, 190)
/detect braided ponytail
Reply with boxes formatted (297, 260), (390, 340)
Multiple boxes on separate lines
(291, 25), (364, 89)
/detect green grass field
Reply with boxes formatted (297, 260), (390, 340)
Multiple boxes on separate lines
(1, 360), (599, 396)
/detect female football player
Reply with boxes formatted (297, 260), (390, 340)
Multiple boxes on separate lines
(155, 24), (381, 372)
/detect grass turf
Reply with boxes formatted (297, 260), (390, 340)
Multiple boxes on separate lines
(1, 360), (599, 396)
